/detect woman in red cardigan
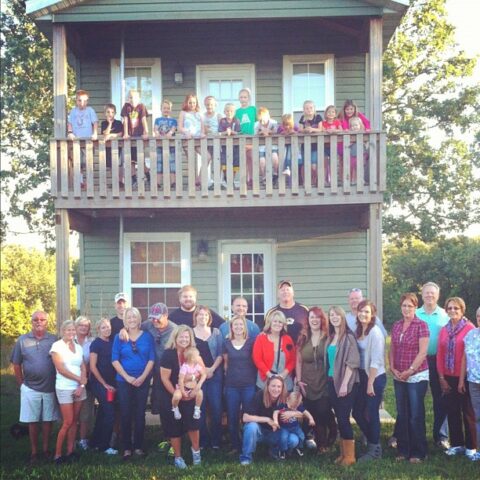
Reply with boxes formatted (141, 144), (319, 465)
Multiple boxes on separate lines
(437, 296), (476, 459)
(253, 310), (296, 392)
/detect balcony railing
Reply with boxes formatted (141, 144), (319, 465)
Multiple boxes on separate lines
(50, 132), (386, 208)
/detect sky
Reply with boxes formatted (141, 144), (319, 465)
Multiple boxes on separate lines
(2, 1), (480, 250)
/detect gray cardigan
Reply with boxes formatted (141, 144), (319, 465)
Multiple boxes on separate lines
(327, 331), (360, 396)
(362, 324), (386, 377)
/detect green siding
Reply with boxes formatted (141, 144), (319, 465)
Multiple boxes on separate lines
(80, 212), (369, 319)
(53, 0), (383, 22)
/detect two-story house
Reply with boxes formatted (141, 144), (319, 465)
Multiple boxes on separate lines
(27, 0), (408, 327)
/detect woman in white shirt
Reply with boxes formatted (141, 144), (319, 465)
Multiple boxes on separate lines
(50, 320), (87, 464)
(351, 300), (386, 462)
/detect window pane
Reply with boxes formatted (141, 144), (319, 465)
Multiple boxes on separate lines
(148, 263), (164, 283)
(292, 62), (325, 111)
(242, 254), (252, 273)
(231, 274), (241, 291)
(132, 288), (148, 307)
(131, 264), (147, 283)
(165, 288), (178, 308)
(254, 254), (263, 273)
(230, 254), (241, 273)
(165, 242), (180, 262)
(254, 274), (264, 293)
(149, 288), (165, 304)
(209, 81), (220, 99)
(131, 242), (147, 262)
(149, 242), (164, 262)
(243, 275), (253, 293)
(220, 81), (232, 101)
(165, 264), (181, 283)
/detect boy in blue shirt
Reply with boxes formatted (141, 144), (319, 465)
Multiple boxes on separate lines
(154, 99), (177, 188)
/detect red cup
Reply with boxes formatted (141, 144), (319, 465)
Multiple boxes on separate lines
(106, 388), (116, 402)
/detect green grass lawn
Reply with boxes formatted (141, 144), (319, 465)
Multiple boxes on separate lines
(1, 343), (477, 480)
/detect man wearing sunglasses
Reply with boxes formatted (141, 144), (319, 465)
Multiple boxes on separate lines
(10, 311), (59, 464)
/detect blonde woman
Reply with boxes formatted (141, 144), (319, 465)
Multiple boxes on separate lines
(50, 320), (87, 465)
(253, 310), (296, 391)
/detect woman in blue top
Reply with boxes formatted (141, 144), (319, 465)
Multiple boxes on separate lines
(192, 305), (223, 449)
(223, 315), (257, 453)
(112, 307), (154, 460)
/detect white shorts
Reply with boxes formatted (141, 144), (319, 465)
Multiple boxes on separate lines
(20, 384), (59, 423)
(56, 387), (87, 405)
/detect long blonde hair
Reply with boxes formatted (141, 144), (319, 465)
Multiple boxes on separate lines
(165, 325), (196, 349)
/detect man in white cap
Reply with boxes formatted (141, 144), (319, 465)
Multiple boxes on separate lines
(110, 292), (128, 339)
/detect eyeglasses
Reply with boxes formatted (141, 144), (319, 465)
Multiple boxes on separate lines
(131, 340), (139, 354)
(447, 306), (461, 311)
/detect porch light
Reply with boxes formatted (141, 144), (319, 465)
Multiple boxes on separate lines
(174, 65), (184, 85)
(197, 239), (208, 262)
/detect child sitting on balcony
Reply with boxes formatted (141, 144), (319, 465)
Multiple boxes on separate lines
(298, 100), (323, 187)
(101, 103), (124, 184)
(347, 116), (369, 185)
(321, 105), (343, 186)
(254, 107), (279, 187)
(235, 88), (256, 186)
(121, 89), (149, 187)
(277, 113), (299, 178)
(154, 99), (177, 189)
(67, 90), (98, 188)
(171, 347), (206, 420)
(218, 103), (241, 190)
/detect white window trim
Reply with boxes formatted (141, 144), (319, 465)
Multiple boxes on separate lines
(123, 232), (191, 300)
(217, 239), (276, 320)
(282, 54), (335, 114)
(196, 64), (256, 105)
(111, 58), (162, 122)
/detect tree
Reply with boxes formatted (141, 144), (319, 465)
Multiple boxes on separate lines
(0, 244), (77, 337)
(0, 0), (74, 246)
(383, 0), (480, 242)
(383, 236), (480, 325)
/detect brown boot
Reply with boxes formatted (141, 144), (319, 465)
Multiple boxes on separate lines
(334, 440), (344, 464)
(340, 439), (356, 466)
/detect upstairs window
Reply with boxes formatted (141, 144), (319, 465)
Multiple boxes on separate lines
(283, 54), (334, 121)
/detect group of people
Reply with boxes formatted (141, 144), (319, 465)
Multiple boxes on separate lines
(11, 282), (480, 469)
(67, 87), (369, 189)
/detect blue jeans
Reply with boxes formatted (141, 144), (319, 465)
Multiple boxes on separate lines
(352, 371), (386, 444)
(394, 379), (428, 459)
(90, 381), (116, 451)
(240, 422), (298, 463)
(328, 379), (358, 440)
(427, 355), (449, 442)
(116, 380), (150, 451)
(469, 381), (480, 446)
(225, 385), (256, 450)
(279, 424), (304, 452)
(200, 377), (223, 448)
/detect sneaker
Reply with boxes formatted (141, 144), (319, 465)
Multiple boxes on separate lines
(469, 451), (480, 461)
(305, 438), (317, 450)
(174, 456), (187, 469)
(172, 406), (182, 420)
(445, 446), (465, 456)
(193, 406), (201, 419)
(78, 439), (88, 450)
(104, 448), (118, 455)
(465, 448), (477, 459)
(282, 167), (291, 176)
(191, 448), (201, 466)
(387, 436), (397, 449)
(54, 456), (66, 466)
(295, 448), (304, 457)
(220, 180), (228, 190)
(240, 459), (251, 466)
(436, 438), (450, 450)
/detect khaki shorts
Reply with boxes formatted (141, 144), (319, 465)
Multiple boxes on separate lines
(79, 389), (95, 423)
(55, 387), (87, 405)
(20, 384), (59, 423)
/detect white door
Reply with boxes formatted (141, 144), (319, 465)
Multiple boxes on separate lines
(219, 241), (274, 329)
(197, 64), (256, 114)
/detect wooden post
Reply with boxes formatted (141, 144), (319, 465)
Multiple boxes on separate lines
(56, 209), (70, 332)
(368, 203), (383, 318)
(369, 18), (383, 131)
(53, 24), (67, 137)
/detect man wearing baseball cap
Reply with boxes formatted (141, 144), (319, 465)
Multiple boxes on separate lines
(264, 280), (308, 343)
(110, 292), (129, 339)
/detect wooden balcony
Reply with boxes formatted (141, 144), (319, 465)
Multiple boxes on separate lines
(50, 132), (386, 211)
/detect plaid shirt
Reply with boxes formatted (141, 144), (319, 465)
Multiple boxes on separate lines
(391, 316), (429, 373)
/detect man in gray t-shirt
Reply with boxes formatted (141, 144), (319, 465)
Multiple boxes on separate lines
(10, 311), (58, 463)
